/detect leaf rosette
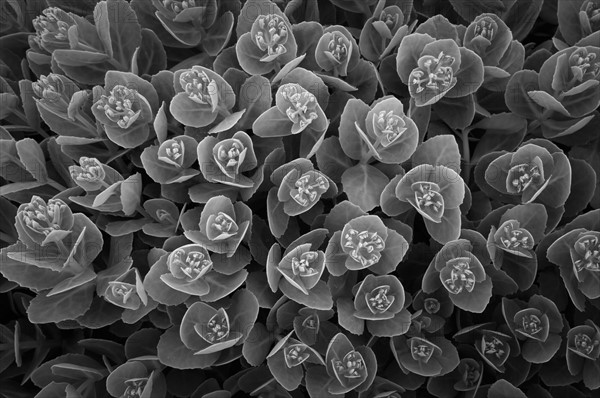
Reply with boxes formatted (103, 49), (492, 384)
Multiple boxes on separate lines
(15, 196), (74, 248)
(266, 332), (325, 391)
(183, 195), (252, 257)
(69, 157), (123, 192)
(266, 231), (333, 310)
(566, 320), (600, 390)
(141, 135), (200, 184)
(351, 274), (411, 337)
(423, 238), (492, 313)
(484, 143), (572, 208)
(548, 228), (600, 304)
(395, 164), (465, 244)
(159, 244), (213, 296)
(396, 33), (483, 107)
(454, 324), (518, 373)
(253, 83), (328, 137)
(170, 65), (236, 128)
(314, 25), (359, 77)
(324, 215), (408, 279)
(197, 131), (259, 188)
(502, 295), (564, 364)
(558, 0), (600, 45)
(339, 96), (419, 164)
(30, 7), (75, 54)
(106, 360), (166, 398)
(104, 267), (148, 311)
(410, 290), (454, 334)
(359, 1), (412, 62)
(92, 75), (156, 148)
(235, 2), (298, 76)
(176, 289), (259, 364)
(324, 333), (377, 394)
(391, 334), (459, 377)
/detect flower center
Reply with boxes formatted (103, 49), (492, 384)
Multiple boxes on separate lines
(573, 234), (600, 273)
(215, 139), (246, 178)
(212, 212), (238, 235)
(123, 378), (148, 398)
(498, 221), (534, 253)
(423, 298), (440, 314)
(519, 314), (543, 336)
(253, 14), (288, 57)
(507, 161), (543, 194)
(327, 31), (349, 63)
(410, 338), (438, 363)
(97, 85), (141, 129)
(71, 157), (105, 182)
(474, 17), (495, 41)
(332, 351), (365, 379)
(343, 228), (385, 267)
(366, 285), (394, 313)
(573, 333), (599, 356)
(291, 251), (319, 277)
(411, 182), (445, 221)
(584, 1), (600, 30)
(33, 8), (71, 42)
(203, 309), (230, 343)
(180, 69), (216, 105)
(156, 209), (175, 223)
(108, 282), (135, 305)
(169, 247), (212, 281)
(480, 335), (506, 360)
(380, 10), (399, 29)
(410, 52), (455, 94)
(22, 197), (66, 235)
(462, 361), (481, 387)
(442, 258), (476, 295)
(290, 171), (329, 207)
(159, 139), (185, 167)
(284, 343), (310, 367)
(162, 0), (196, 14)
(302, 315), (318, 329)
(32, 74), (64, 101)
(373, 110), (407, 147)
(280, 84), (319, 132)
(569, 48), (600, 82)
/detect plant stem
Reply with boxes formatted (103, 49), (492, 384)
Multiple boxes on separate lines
(47, 178), (67, 192)
(461, 129), (471, 183)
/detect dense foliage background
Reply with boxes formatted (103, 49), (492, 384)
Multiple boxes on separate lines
(0, 0), (599, 397)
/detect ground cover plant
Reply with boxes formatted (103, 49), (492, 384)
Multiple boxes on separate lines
(0, 0), (599, 397)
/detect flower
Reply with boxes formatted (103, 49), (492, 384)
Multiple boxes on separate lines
(315, 26), (358, 76)
(566, 320), (600, 389)
(170, 65), (235, 128)
(183, 196), (251, 257)
(325, 214), (409, 276)
(104, 268), (148, 311)
(325, 333), (376, 394)
(106, 360), (166, 398)
(391, 334), (459, 377)
(159, 244), (213, 296)
(235, 7), (298, 75)
(395, 164), (465, 244)
(31, 7), (75, 53)
(558, 0), (600, 45)
(502, 295), (564, 363)
(69, 157), (124, 192)
(15, 196), (74, 248)
(359, 3), (411, 62)
(196, 131), (258, 187)
(141, 135), (200, 184)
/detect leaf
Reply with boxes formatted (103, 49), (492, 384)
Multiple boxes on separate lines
(448, 0), (505, 22)
(412, 134), (461, 173)
(27, 282), (95, 324)
(16, 138), (47, 182)
(120, 173), (141, 216)
(242, 323), (274, 366)
(341, 164), (390, 212)
(157, 327), (219, 369)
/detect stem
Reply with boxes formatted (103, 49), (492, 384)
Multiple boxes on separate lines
(367, 336), (379, 348)
(136, 205), (151, 219)
(461, 129), (471, 184)
(47, 178), (67, 192)
(11, 110), (50, 138)
(2, 125), (36, 132)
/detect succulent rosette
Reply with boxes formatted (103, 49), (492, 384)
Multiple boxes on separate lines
(322, 333), (377, 394)
(159, 243), (213, 296)
(453, 323), (520, 374)
(253, 82), (328, 137)
(314, 25), (359, 77)
(141, 135), (200, 184)
(182, 196), (251, 257)
(157, 289), (258, 369)
(170, 65), (236, 128)
(92, 72), (159, 148)
(359, 0), (413, 62)
(463, 13), (524, 91)
(423, 235), (492, 313)
(482, 142), (572, 211)
(325, 215), (408, 276)
(69, 157), (122, 192)
(426, 357), (484, 397)
(547, 227), (600, 308)
(339, 96), (419, 164)
(103, 267), (149, 311)
(396, 33), (484, 107)
(142, 199), (180, 238)
(558, 0), (600, 46)
(411, 290), (454, 334)
(506, 46), (600, 139)
(150, 0), (234, 54)
(196, 131), (259, 188)
(267, 230), (333, 310)
(235, 0), (297, 75)
(266, 158), (336, 237)
(501, 295), (564, 364)
(391, 334), (459, 377)
(350, 274), (411, 337)
(485, 203), (548, 291)
(395, 164), (465, 244)
(566, 320), (600, 390)
(266, 331), (325, 391)
(106, 360), (166, 398)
